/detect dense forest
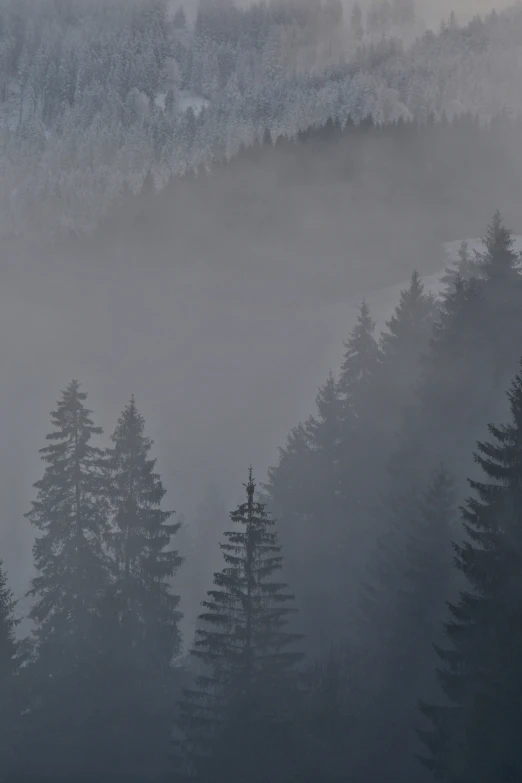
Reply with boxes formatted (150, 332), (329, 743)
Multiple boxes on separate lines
(3, 0), (522, 781)
(1, 211), (522, 782)
(0, 0), (522, 236)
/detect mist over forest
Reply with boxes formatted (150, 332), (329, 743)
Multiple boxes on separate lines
(1, 0), (522, 781)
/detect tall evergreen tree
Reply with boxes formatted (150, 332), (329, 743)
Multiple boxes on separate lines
(267, 302), (382, 653)
(337, 298), (381, 495)
(107, 395), (182, 663)
(477, 209), (520, 283)
(23, 380), (110, 779)
(0, 561), (22, 777)
(27, 380), (109, 641)
(381, 270), (435, 360)
(360, 467), (457, 783)
(176, 469), (302, 783)
(100, 396), (183, 781)
(394, 274), (487, 489)
(441, 241), (480, 291)
(265, 374), (344, 653)
(477, 211), (522, 390)
(338, 300), (381, 420)
(337, 300), (383, 597)
(419, 361), (522, 782)
(393, 214), (521, 504)
(379, 270), (436, 436)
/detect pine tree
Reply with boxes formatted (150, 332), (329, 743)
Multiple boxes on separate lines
(441, 241), (480, 291)
(379, 270), (436, 435)
(360, 467), (457, 782)
(419, 361), (522, 782)
(100, 396), (183, 780)
(107, 396), (182, 661)
(0, 562), (22, 776)
(265, 373), (348, 654)
(23, 380), (111, 778)
(338, 300), (383, 584)
(477, 209), (520, 284)
(296, 374), (345, 650)
(176, 469), (302, 783)
(304, 372), (344, 508)
(477, 212), (522, 388)
(337, 299), (381, 488)
(394, 274), (487, 488)
(27, 380), (110, 654)
(267, 303), (381, 655)
(338, 300), (381, 420)
(381, 271), (435, 360)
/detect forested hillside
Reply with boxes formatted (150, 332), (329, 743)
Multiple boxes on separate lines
(3, 1), (522, 781)
(1, 0), (522, 236)
(2, 213), (522, 783)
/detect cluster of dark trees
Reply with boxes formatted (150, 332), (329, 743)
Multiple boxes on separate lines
(2, 212), (522, 781)
(265, 209), (522, 781)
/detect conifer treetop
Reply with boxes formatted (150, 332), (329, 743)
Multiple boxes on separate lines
(339, 300), (380, 393)
(477, 209), (520, 282)
(177, 468), (302, 780)
(381, 269), (436, 354)
(26, 380), (110, 652)
(107, 394), (182, 660)
(193, 468), (301, 680)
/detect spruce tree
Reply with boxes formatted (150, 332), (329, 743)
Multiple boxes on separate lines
(265, 374), (344, 653)
(394, 214), (522, 505)
(337, 299), (381, 494)
(338, 300), (381, 418)
(24, 380), (110, 779)
(296, 373), (345, 649)
(27, 381), (109, 637)
(101, 396), (183, 780)
(380, 270), (435, 361)
(394, 274), (487, 489)
(477, 211), (522, 389)
(441, 241), (480, 290)
(360, 467), (457, 783)
(107, 396), (182, 662)
(419, 361), (522, 782)
(0, 561), (20, 680)
(477, 209), (520, 284)
(176, 469), (302, 783)
(0, 562), (22, 776)
(379, 270), (436, 436)
(267, 302), (382, 654)
(338, 300), (383, 599)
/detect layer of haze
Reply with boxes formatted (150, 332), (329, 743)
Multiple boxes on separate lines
(196, 0), (518, 25)
(4, 116), (522, 636)
(399, 0), (513, 24)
